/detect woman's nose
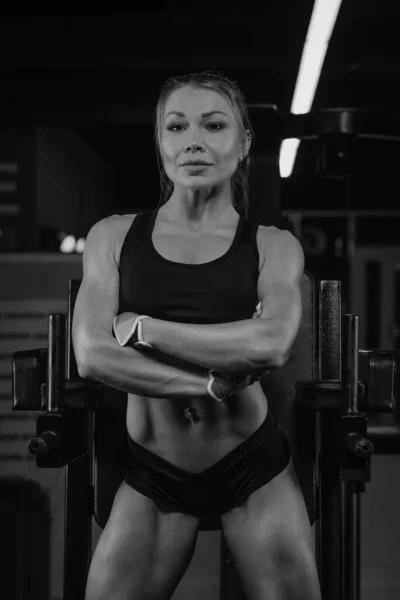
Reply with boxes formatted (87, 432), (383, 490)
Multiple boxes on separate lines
(184, 141), (206, 152)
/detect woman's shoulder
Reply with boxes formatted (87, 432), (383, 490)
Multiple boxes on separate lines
(255, 224), (303, 263)
(85, 213), (138, 266)
(257, 223), (294, 243)
(92, 212), (139, 236)
(106, 212), (138, 226)
(255, 223), (299, 243)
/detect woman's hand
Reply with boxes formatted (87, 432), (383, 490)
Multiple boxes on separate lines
(113, 311), (146, 347)
(210, 302), (264, 398)
(252, 301), (263, 319)
(207, 370), (260, 402)
(207, 300), (266, 401)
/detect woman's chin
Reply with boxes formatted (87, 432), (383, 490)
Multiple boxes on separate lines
(179, 179), (215, 191)
(187, 183), (212, 192)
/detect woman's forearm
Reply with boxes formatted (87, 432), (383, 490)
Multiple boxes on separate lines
(142, 317), (264, 376)
(79, 331), (211, 401)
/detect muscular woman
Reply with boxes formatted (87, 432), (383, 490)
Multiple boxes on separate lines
(73, 71), (321, 600)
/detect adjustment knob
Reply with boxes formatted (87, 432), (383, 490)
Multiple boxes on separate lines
(28, 430), (61, 456)
(344, 432), (374, 458)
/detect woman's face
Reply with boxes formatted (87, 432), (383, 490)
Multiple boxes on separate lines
(160, 85), (245, 191)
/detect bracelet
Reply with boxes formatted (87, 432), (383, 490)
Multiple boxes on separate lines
(113, 314), (154, 349)
(131, 315), (154, 350)
(207, 371), (224, 402)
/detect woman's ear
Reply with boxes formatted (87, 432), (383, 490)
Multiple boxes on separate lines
(242, 129), (252, 160)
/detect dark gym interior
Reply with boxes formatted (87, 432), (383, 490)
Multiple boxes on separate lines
(1, 6), (400, 600)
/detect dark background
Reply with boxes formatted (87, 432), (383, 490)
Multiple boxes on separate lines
(1, 5), (400, 212)
(0, 5), (400, 272)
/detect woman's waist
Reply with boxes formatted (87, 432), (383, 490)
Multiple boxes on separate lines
(125, 384), (268, 472)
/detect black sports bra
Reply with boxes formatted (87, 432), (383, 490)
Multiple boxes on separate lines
(118, 208), (260, 324)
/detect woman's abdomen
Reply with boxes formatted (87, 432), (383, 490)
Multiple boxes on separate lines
(125, 383), (269, 473)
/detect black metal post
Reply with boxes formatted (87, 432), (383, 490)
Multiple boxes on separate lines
(47, 314), (66, 412)
(44, 313), (91, 599)
(317, 281), (342, 600)
(354, 487), (361, 600)
(341, 315), (360, 600)
(342, 315), (359, 416)
(64, 452), (92, 600)
(342, 482), (362, 600)
(319, 414), (344, 600)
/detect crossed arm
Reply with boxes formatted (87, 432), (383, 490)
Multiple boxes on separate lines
(74, 220), (304, 400)
(116, 228), (305, 377)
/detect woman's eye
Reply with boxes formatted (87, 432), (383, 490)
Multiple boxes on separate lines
(167, 124), (184, 132)
(166, 122), (225, 132)
(206, 123), (225, 131)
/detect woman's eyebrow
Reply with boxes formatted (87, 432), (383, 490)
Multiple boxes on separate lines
(165, 110), (228, 118)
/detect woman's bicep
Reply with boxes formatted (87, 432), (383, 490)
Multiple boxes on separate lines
(72, 217), (120, 372)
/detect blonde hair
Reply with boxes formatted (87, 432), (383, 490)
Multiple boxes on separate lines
(154, 70), (255, 218)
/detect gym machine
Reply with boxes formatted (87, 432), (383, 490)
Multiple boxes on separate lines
(12, 274), (397, 600)
(11, 107), (400, 599)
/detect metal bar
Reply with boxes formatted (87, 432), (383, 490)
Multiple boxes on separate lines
(342, 483), (362, 600)
(314, 414), (322, 581)
(341, 314), (360, 600)
(63, 452), (91, 600)
(341, 314), (361, 599)
(342, 479), (349, 599)
(366, 424), (400, 453)
(346, 214), (356, 311)
(365, 263), (382, 348)
(319, 419), (343, 600)
(342, 315), (359, 415)
(47, 314), (65, 412)
(353, 488), (361, 600)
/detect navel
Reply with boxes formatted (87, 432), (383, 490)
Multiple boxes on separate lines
(183, 407), (201, 424)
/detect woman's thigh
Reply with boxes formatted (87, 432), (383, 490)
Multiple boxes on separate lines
(221, 458), (321, 600)
(85, 481), (200, 600)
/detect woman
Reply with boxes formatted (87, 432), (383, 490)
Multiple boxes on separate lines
(73, 71), (321, 600)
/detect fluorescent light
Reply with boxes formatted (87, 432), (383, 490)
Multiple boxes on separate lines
(280, 0), (342, 177)
(279, 139), (301, 178)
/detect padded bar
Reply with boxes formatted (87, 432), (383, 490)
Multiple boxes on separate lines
(367, 423), (400, 454)
(12, 348), (47, 410)
(359, 350), (396, 413)
(318, 281), (341, 380)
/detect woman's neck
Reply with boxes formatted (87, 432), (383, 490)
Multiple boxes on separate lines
(161, 195), (237, 229)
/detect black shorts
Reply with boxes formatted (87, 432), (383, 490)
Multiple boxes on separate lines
(123, 409), (291, 519)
